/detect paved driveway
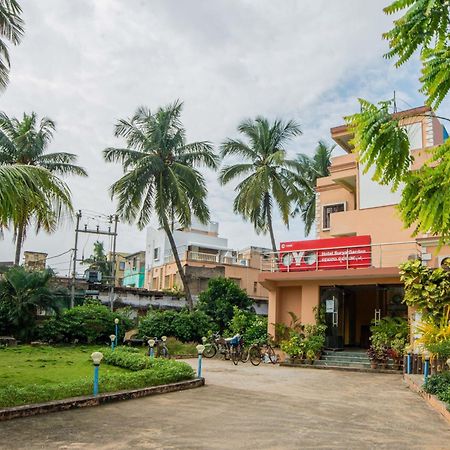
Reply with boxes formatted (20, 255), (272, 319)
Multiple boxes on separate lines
(0, 359), (449, 449)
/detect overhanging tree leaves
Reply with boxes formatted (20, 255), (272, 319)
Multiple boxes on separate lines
(344, 0), (450, 244)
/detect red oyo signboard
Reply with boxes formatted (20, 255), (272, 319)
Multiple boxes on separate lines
(279, 235), (372, 271)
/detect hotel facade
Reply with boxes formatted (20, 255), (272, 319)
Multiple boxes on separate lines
(259, 106), (449, 349)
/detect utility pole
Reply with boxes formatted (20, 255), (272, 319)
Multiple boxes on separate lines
(70, 210), (82, 308)
(70, 210), (118, 309)
(109, 215), (119, 311)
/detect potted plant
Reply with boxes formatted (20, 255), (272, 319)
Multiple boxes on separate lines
(305, 349), (315, 365)
(367, 345), (378, 369)
(389, 337), (406, 370)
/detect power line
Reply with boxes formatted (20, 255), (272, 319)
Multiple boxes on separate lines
(47, 249), (73, 260)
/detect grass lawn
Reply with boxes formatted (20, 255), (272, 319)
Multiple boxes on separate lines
(0, 345), (195, 408)
(0, 345), (126, 388)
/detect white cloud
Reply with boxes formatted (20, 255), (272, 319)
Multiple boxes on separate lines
(1, 0), (443, 273)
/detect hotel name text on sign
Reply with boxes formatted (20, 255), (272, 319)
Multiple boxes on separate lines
(279, 235), (372, 271)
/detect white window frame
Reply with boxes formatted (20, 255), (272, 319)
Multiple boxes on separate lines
(322, 202), (346, 231)
(153, 247), (160, 261)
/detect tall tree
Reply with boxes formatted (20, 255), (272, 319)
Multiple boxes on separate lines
(219, 117), (302, 253)
(0, 0), (24, 90)
(0, 112), (87, 264)
(103, 100), (218, 310)
(345, 0), (450, 244)
(292, 141), (334, 236)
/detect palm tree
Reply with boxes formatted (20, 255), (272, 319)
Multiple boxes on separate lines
(0, 112), (87, 264)
(0, 0), (24, 89)
(0, 164), (73, 239)
(292, 141), (334, 236)
(82, 241), (112, 279)
(0, 266), (67, 341)
(103, 100), (218, 310)
(219, 117), (302, 253)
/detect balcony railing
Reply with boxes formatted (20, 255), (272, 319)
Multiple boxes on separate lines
(260, 241), (421, 272)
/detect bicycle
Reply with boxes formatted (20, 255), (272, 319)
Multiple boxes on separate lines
(246, 342), (278, 366)
(203, 333), (230, 359)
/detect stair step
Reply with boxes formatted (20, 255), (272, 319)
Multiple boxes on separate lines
(314, 360), (371, 368)
(322, 354), (369, 361)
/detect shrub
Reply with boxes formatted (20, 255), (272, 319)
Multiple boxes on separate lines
(424, 372), (450, 404)
(197, 277), (252, 331)
(138, 309), (214, 343)
(39, 299), (133, 344)
(102, 347), (150, 371)
(227, 306), (268, 345)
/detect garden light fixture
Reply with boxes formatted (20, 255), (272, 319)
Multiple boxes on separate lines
(148, 339), (155, 358)
(196, 344), (205, 378)
(90, 351), (103, 396)
(114, 318), (119, 347)
(110, 334), (116, 351)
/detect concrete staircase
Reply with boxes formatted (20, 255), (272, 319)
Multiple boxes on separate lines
(314, 350), (372, 369)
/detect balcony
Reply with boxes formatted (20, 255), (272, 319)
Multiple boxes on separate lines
(260, 241), (420, 272)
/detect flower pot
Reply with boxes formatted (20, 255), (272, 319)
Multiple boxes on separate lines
(370, 361), (378, 369)
(379, 361), (387, 370)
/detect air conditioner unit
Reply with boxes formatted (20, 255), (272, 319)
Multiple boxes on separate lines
(438, 255), (450, 271)
(239, 259), (249, 267)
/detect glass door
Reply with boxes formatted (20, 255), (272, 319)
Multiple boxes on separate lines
(320, 287), (345, 350)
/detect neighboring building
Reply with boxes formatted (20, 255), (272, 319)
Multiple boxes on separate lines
(107, 251), (129, 287)
(24, 251), (47, 271)
(259, 105), (449, 348)
(122, 251), (146, 288)
(145, 219), (270, 306)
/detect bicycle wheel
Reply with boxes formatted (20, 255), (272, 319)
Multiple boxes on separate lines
(249, 345), (261, 366)
(203, 344), (217, 359)
(240, 347), (249, 363)
(267, 345), (277, 364)
(231, 347), (239, 365)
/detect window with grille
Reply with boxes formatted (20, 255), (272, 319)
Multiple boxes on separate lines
(322, 203), (345, 230)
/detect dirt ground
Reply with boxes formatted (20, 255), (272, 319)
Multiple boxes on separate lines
(0, 358), (448, 449)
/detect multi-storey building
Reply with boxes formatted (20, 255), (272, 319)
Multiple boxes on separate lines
(145, 219), (269, 307)
(107, 251), (129, 287)
(122, 251), (146, 288)
(259, 106), (449, 348)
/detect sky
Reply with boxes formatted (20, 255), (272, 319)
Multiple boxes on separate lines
(0, 0), (448, 275)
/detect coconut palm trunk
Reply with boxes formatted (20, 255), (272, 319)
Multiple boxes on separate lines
(162, 215), (193, 310)
(14, 221), (24, 265)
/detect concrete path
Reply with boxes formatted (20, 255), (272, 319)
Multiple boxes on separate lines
(0, 359), (449, 449)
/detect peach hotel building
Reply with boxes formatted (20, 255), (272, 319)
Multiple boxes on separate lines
(259, 106), (449, 349)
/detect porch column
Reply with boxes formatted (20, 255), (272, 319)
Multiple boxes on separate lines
(300, 284), (320, 324)
(267, 287), (279, 338)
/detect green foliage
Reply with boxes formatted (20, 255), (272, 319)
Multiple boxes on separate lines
(0, 354), (194, 408)
(0, 165), (72, 235)
(280, 318), (326, 359)
(82, 241), (112, 279)
(383, 0), (450, 108)
(0, 266), (69, 341)
(39, 299), (133, 344)
(426, 340), (450, 359)
(346, 99), (411, 190)
(219, 116), (302, 251)
(227, 306), (268, 345)
(291, 141), (334, 236)
(400, 259), (450, 322)
(398, 142), (450, 242)
(0, 0), (24, 90)
(138, 309), (214, 342)
(370, 316), (409, 358)
(197, 277), (252, 331)
(103, 101), (218, 309)
(102, 347), (151, 371)
(424, 371), (450, 404)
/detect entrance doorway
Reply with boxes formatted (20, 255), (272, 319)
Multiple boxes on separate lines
(320, 284), (406, 350)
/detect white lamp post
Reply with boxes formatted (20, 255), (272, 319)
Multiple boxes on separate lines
(91, 351), (104, 396)
(196, 344), (205, 378)
(114, 318), (119, 347)
(148, 339), (156, 358)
